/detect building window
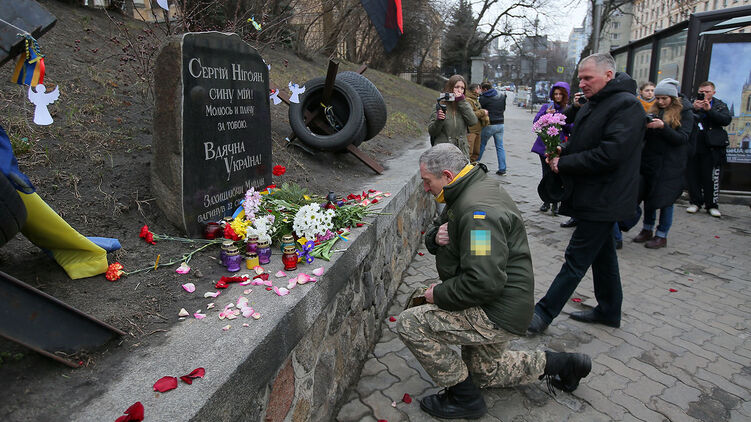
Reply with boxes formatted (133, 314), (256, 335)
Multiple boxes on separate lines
(705, 1), (709, 10)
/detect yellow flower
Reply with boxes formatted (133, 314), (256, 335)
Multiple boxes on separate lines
(231, 216), (249, 239)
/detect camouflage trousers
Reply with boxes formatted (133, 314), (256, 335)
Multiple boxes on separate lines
(397, 304), (546, 388)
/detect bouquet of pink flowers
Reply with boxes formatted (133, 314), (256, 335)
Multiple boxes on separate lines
(532, 111), (568, 157)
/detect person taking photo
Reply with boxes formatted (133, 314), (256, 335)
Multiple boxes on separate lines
(428, 75), (478, 158)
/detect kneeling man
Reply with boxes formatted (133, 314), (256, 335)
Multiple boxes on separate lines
(397, 144), (592, 419)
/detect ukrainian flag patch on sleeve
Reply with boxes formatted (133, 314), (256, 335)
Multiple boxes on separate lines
(470, 230), (491, 256)
(473, 211), (486, 219)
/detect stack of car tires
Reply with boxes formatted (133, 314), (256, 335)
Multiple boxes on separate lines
(288, 71), (387, 151)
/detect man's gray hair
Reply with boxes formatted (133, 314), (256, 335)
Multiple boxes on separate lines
(419, 144), (469, 177)
(580, 53), (616, 72)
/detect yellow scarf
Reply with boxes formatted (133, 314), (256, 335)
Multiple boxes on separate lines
(435, 164), (474, 203)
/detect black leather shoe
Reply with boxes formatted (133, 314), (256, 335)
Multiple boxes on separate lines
(560, 218), (577, 228)
(496, 170), (506, 176)
(541, 351), (592, 393)
(539, 203), (550, 212)
(527, 312), (549, 334)
(569, 310), (620, 328)
(420, 376), (487, 419)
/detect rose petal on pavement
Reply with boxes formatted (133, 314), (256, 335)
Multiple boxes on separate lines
(222, 324), (231, 331)
(297, 273), (311, 285)
(389, 316), (396, 322)
(312, 267), (325, 276)
(206, 303), (215, 309)
(571, 298), (582, 303)
(669, 288), (678, 292)
(115, 401), (144, 422)
(287, 279), (297, 290)
(204, 291), (221, 298)
(239, 280), (252, 286)
(275, 270), (287, 278)
(153, 376), (178, 392)
(182, 283), (196, 293)
(179, 367), (205, 384)
(251, 312), (261, 319)
(243, 323), (250, 327)
(273, 286), (290, 296)
(244, 289), (252, 295)
(194, 312), (206, 319)
(403, 393), (413, 404)
(253, 266), (264, 275)
(178, 308), (189, 317)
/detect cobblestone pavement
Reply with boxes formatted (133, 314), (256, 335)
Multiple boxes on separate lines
(336, 103), (751, 422)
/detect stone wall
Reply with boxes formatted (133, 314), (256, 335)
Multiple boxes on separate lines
(189, 166), (435, 421)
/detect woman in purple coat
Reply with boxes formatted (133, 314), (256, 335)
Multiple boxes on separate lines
(531, 81), (573, 215)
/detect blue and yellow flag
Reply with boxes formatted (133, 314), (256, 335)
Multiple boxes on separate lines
(11, 35), (45, 87)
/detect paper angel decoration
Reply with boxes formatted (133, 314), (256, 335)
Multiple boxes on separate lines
(156, 0), (169, 10)
(288, 82), (305, 104)
(269, 89), (281, 105)
(28, 84), (59, 126)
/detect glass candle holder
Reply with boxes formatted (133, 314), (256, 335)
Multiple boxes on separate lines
(220, 240), (234, 266)
(246, 252), (259, 269)
(226, 245), (241, 272)
(280, 234), (295, 252)
(282, 245), (298, 271)
(204, 222), (222, 239)
(246, 234), (259, 255)
(257, 239), (272, 264)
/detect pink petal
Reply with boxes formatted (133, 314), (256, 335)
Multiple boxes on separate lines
(222, 324), (231, 331)
(182, 283), (196, 293)
(251, 312), (261, 319)
(253, 266), (264, 275)
(241, 307), (254, 318)
(178, 308), (189, 317)
(206, 303), (215, 309)
(263, 279), (273, 287)
(237, 297), (249, 307)
(243, 323), (250, 327)
(239, 280), (252, 286)
(204, 291), (221, 298)
(297, 273), (312, 285)
(176, 262), (191, 274)
(226, 313), (237, 320)
(287, 279), (297, 290)
(383, 192), (391, 197)
(194, 312), (206, 319)
(312, 267), (325, 276)
(243, 289), (252, 294)
(275, 270), (287, 278)
(273, 286), (290, 296)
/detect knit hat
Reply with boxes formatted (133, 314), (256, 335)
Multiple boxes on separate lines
(654, 78), (679, 97)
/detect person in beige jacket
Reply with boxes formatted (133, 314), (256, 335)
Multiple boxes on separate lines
(428, 75), (478, 158)
(465, 83), (489, 161)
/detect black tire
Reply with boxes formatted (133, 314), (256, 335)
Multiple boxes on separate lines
(289, 76), (366, 151)
(0, 175), (27, 247)
(336, 71), (387, 141)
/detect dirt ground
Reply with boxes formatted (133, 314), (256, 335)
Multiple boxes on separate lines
(0, 1), (436, 419)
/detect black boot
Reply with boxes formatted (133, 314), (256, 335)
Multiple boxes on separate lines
(540, 351), (592, 393)
(420, 375), (487, 419)
(539, 202), (550, 212)
(551, 202), (559, 216)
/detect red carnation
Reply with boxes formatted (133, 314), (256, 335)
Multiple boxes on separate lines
(272, 165), (286, 176)
(144, 232), (156, 245)
(139, 225), (149, 238)
(224, 224), (240, 241)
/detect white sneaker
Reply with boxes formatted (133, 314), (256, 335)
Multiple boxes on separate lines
(709, 208), (721, 217)
(686, 205), (699, 213)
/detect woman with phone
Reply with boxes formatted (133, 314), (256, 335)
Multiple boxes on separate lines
(531, 82), (572, 215)
(427, 75), (478, 158)
(632, 78), (694, 249)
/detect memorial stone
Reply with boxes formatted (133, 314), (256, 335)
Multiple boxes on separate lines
(152, 32), (271, 236)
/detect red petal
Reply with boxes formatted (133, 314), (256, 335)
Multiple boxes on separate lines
(215, 281), (228, 289)
(421, 231), (425, 234)
(571, 298), (581, 303)
(378, 420), (388, 422)
(402, 393), (412, 404)
(371, 199), (379, 204)
(389, 316), (396, 322)
(252, 273), (270, 281)
(123, 402), (144, 421)
(356, 223), (364, 227)
(369, 189), (377, 193)
(139, 225), (149, 238)
(714, 235), (720, 239)
(179, 367), (206, 384)
(265, 287), (272, 291)
(153, 376), (178, 392)
(417, 252), (424, 256)
(144, 232), (155, 244)
(669, 288), (678, 292)
(222, 276), (248, 283)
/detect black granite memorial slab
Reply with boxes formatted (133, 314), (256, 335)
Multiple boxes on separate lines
(152, 32), (271, 236)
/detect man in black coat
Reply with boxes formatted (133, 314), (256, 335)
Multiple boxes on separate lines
(528, 53), (646, 333)
(685, 81), (732, 217)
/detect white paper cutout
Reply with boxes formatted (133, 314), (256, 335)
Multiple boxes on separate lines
(157, 0), (169, 11)
(269, 89), (281, 105)
(28, 84), (59, 126)
(288, 82), (305, 104)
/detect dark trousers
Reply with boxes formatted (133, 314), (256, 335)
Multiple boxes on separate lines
(686, 152), (720, 209)
(535, 220), (622, 325)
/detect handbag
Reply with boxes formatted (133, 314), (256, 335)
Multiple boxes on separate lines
(705, 127), (729, 148)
